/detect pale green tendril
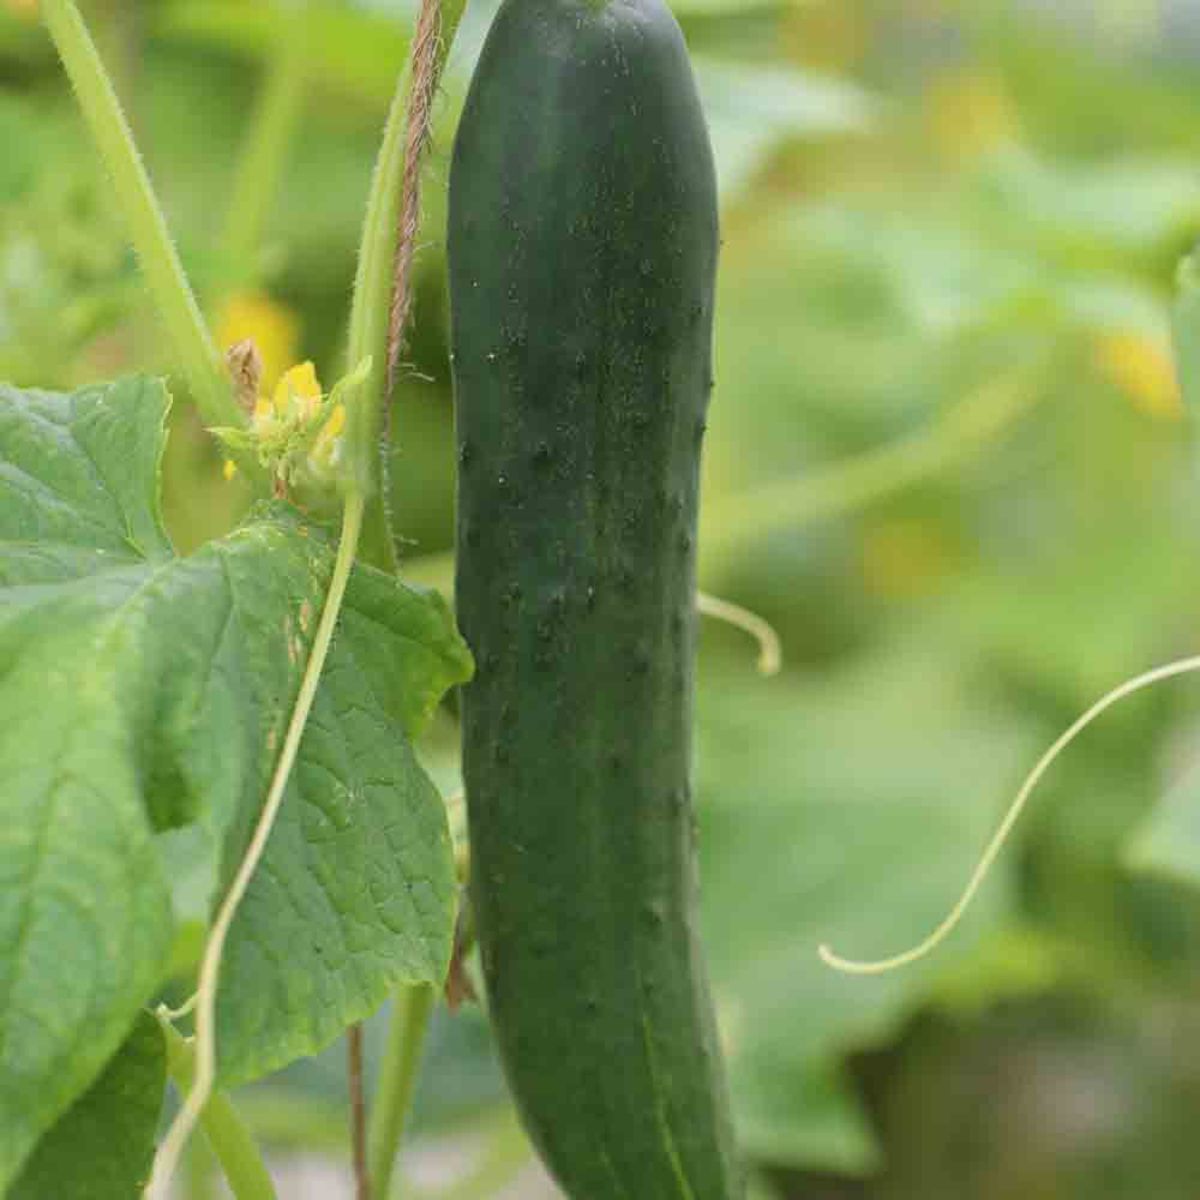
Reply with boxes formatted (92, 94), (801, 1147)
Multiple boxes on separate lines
(148, 497), (365, 1195)
(820, 654), (1200, 975)
(697, 591), (783, 676)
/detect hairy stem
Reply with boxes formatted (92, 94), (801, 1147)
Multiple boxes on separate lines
(41, 0), (244, 436)
(383, 0), (449, 399)
(148, 496), (366, 1194)
(346, 0), (467, 572)
(158, 1021), (277, 1200)
(367, 984), (436, 1198)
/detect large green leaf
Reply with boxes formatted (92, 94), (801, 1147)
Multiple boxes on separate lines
(0, 378), (178, 1183)
(0, 376), (471, 1177)
(696, 636), (1041, 1171)
(0, 378), (331, 1182)
(214, 569), (471, 1086)
(976, 150), (1200, 262)
(0, 377), (171, 567)
(693, 58), (877, 198)
(9, 1012), (165, 1200)
(337, 566), (472, 742)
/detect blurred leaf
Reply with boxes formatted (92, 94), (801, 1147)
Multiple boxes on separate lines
(800, 202), (1039, 335)
(697, 635), (1041, 1171)
(0, 98), (38, 202)
(951, 517), (1200, 708)
(730, 1058), (879, 1175)
(694, 58), (878, 197)
(1128, 749), (1200, 888)
(923, 926), (1065, 1017)
(156, 0), (412, 106)
(976, 149), (1200, 262)
(1171, 244), (1200, 414)
(9, 1012), (164, 1200)
(245, 1002), (510, 1145)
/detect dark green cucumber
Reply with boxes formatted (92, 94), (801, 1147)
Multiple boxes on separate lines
(448, 0), (741, 1196)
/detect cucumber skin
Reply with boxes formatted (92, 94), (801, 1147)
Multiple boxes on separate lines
(448, 1), (742, 1196)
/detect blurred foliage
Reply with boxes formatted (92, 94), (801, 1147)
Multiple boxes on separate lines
(8, 0), (1200, 1196)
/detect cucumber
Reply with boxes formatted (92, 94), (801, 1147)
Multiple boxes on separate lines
(448, 0), (742, 1196)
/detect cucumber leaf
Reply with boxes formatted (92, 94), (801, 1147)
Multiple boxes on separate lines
(0, 377), (180, 1184)
(9, 1012), (165, 1200)
(213, 569), (470, 1086)
(692, 58), (878, 198)
(697, 636), (1041, 1172)
(0, 376), (470, 1179)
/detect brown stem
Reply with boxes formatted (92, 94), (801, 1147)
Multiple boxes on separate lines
(348, 1023), (371, 1200)
(384, 0), (445, 407)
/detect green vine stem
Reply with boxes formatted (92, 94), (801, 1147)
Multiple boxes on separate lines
(345, 66), (406, 573)
(158, 1020), (278, 1200)
(149, 495), (366, 1196)
(218, 5), (310, 297)
(41, 0), (245, 437)
(345, 0), (467, 572)
(367, 984), (436, 1198)
(183, 1139), (219, 1200)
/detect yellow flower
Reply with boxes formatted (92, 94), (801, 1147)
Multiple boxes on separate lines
(783, 4), (867, 72)
(4, 0), (39, 21)
(310, 401), (347, 474)
(269, 361), (322, 422)
(861, 517), (952, 600)
(1095, 331), (1182, 419)
(925, 70), (1020, 160)
(212, 357), (368, 494)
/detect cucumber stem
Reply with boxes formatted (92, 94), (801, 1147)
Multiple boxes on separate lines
(158, 1021), (278, 1200)
(41, 0), (244, 439)
(367, 985), (437, 1198)
(348, 1023), (371, 1200)
(345, 0), (466, 573)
